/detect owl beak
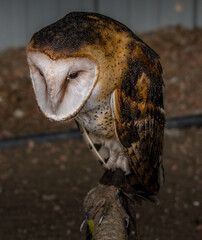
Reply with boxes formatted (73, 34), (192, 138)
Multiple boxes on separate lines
(46, 85), (63, 115)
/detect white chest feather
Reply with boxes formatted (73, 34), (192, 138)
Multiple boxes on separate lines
(75, 98), (131, 174)
(75, 101), (114, 137)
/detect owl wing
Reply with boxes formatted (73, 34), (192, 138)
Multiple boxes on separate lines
(111, 49), (165, 194)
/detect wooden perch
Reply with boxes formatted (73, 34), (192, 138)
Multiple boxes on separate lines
(84, 184), (139, 240)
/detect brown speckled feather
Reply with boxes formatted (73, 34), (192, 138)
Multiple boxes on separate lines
(113, 44), (165, 194)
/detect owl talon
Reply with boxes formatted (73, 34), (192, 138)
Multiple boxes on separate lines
(125, 215), (130, 228)
(98, 213), (105, 225)
(80, 216), (88, 232)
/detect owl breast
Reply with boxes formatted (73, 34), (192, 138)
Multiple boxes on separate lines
(75, 96), (131, 174)
(75, 99), (114, 138)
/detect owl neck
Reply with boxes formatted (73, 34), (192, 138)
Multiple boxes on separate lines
(75, 95), (114, 138)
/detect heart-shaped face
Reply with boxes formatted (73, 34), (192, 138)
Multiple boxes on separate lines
(27, 51), (98, 121)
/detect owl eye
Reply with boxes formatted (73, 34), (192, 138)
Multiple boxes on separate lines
(38, 69), (44, 78)
(69, 72), (79, 79)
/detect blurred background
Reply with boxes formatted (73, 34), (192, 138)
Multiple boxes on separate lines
(0, 0), (201, 240)
(0, 0), (202, 49)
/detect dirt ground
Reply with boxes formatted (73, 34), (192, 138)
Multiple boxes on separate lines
(0, 27), (202, 240)
(0, 128), (201, 240)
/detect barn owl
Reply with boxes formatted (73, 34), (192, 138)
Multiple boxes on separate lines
(27, 12), (165, 195)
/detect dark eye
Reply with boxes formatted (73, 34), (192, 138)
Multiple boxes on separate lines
(69, 72), (79, 79)
(35, 67), (44, 78)
(39, 69), (44, 77)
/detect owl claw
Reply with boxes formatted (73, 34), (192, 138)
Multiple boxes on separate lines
(98, 213), (105, 225)
(99, 206), (109, 225)
(125, 215), (130, 228)
(80, 216), (88, 232)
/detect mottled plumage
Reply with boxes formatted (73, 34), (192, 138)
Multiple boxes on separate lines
(27, 12), (165, 195)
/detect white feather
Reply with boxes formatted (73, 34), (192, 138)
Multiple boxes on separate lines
(27, 52), (98, 121)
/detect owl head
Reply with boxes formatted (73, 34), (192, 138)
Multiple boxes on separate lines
(26, 12), (139, 121)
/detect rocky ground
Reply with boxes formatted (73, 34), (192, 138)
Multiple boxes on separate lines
(0, 27), (201, 240)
